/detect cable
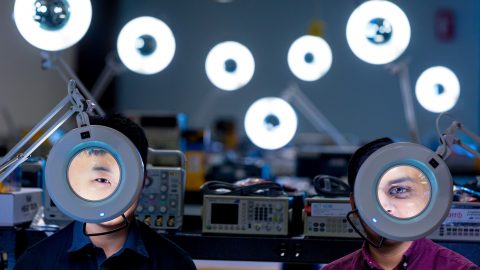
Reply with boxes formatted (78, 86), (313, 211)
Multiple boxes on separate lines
(200, 180), (285, 197)
(347, 209), (384, 248)
(82, 214), (129, 236)
(312, 175), (351, 197)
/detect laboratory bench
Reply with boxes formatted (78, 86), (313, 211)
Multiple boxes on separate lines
(2, 218), (480, 270)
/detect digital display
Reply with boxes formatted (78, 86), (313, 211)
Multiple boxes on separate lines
(211, 203), (239, 225)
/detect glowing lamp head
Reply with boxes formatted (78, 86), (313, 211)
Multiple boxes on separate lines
(415, 66), (460, 113)
(287, 35), (333, 82)
(205, 41), (255, 91)
(244, 97), (297, 150)
(117, 16), (176, 75)
(14, 0), (92, 51)
(224, 59), (238, 73)
(346, 0), (410, 65)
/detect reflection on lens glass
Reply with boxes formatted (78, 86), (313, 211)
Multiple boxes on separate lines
(377, 165), (431, 219)
(68, 148), (121, 201)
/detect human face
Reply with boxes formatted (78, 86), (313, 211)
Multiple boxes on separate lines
(377, 165), (431, 219)
(68, 148), (121, 201)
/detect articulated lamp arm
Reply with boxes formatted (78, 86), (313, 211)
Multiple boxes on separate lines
(0, 80), (94, 183)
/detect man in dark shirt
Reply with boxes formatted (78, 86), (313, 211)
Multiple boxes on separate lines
(14, 114), (196, 270)
(322, 137), (478, 270)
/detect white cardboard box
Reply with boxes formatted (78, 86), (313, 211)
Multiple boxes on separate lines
(0, 187), (42, 226)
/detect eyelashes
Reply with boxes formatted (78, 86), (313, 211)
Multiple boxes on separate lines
(388, 185), (412, 199)
(92, 178), (112, 185)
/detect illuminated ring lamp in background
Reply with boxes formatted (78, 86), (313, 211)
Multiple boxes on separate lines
(205, 41), (255, 91)
(287, 35), (333, 81)
(13, 0), (92, 51)
(354, 142), (452, 241)
(244, 97), (297, 150)
(45, 125), (144, 223)
(346, 0), (410, 65)
(117, 16), (176, 75)
(415, 66), (460, 113)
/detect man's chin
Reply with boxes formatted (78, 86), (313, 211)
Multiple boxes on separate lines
(99, 217), (125, 227)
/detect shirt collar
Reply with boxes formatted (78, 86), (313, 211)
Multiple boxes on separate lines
(360, 238), (423, 269)
(68, 221), (92, 253)
(361, 241), (384, 269)
(68, 220), (149, 258)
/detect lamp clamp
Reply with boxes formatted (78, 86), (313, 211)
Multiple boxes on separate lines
(436, 114), (480, 160)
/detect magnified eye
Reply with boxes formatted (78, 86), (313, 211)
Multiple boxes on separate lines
(389, 185), (411, 198)
(93, 178), (111, 185)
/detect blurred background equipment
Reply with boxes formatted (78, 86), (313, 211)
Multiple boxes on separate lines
(303, 197), (360, 238)
(136, 148), (186, 232)
(201, 179), (289, 236)
(428, 202), (480, 242)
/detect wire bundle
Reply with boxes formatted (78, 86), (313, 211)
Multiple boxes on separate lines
(200, 180), (285, 197)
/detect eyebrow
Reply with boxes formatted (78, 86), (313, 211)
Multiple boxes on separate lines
(92, 166), (112, 173)
(385, 177), (414, 186)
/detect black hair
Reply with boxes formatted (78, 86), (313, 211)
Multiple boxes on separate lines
(347, 137), (394, 192)
(89, 114), (148, 165)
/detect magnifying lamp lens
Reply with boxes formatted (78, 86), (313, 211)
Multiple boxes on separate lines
(136, 34), (157, 56)
(377, 165), (431, 219)
(366, 18), (392, 45)
(34, 0), (70, 30)
(68, 148), (121, 201)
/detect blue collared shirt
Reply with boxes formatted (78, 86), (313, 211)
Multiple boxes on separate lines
(68, 220), (149, 269)
(14, 220), (197, 270)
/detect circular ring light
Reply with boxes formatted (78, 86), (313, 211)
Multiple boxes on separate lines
(287, 35), (333, 81)
(205, 41), (255, 91)
(346, 0), (410, 65)
(355, 142), (452, 241)
(244, 97), (297, 150)
(45, 125), (144, 223)
(415, 66), (460, 113)
(117, 16), (176, 75)
(13, 0), (92, 51)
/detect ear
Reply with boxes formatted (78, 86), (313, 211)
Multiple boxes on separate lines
(349, 192), (355, 210)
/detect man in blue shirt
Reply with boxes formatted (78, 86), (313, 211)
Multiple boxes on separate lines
(14, 114), (197, 270)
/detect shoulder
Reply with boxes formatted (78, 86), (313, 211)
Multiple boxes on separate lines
(321, 249), (363, 270)
(420, 239), (479, 269)
(14, 222), (75, 269)
(136, 221), (196, 269)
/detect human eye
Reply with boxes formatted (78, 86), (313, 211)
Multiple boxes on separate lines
(93, 178), (111, 185)
(388, 185), (411, 199)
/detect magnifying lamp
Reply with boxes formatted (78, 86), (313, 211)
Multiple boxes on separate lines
(117, 16), (176, 75)
(287, 35), (333, 81)
(353, 142), (452, 241)
(244, 97), (297, 150)
(46, 125), (144, 223)
(415, 66), (460, 113)
(205, 41), (255, 91)
(0, 80), (144, 224)
(13, 0), (92, 51)
(346, 0), (410, 65)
